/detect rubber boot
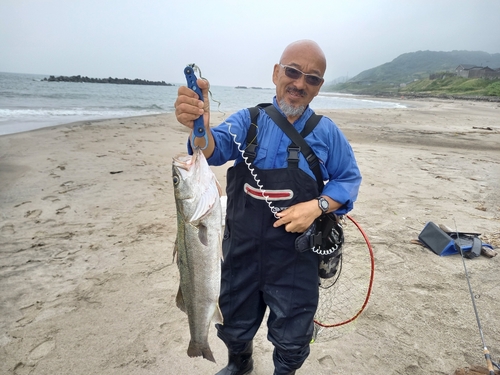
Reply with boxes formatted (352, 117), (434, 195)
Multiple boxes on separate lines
(215, 341), (253, 375)
(273, 345), (306, 375)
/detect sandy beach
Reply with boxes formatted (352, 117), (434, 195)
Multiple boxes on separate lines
(1, 98), (499, 375)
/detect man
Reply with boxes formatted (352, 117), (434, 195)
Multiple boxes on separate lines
(175, 40), (362, 375)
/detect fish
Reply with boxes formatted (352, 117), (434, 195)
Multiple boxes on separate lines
(172, 147), (224, 363)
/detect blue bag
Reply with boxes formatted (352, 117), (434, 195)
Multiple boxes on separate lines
(418, 221), (491, 258)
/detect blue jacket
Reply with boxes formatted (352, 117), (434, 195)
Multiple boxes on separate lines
(198, 98), (362, 215)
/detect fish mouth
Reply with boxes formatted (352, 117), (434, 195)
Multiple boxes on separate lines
(172, 149), (201, 181)
(173, 149), (199, 171)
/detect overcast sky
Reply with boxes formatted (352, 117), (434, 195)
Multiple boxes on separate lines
(1, 0), (499, 87)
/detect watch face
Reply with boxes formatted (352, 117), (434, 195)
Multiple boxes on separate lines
(319, 197), (329, 211)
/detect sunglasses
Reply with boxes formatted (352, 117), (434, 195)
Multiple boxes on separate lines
(279, 64), (324, 86)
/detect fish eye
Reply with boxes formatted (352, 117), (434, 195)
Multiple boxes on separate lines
(172, 175), (180, 185)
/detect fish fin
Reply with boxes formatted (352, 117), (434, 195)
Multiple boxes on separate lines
(213, 301), (224, 325)
(190, 179), (220, 222)
(176, 286), (186, 313)
(187, 341), (216, 363)
(198, 223), (208, 246)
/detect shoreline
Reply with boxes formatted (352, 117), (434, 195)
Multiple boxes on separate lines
(0, 94), (406, 137)
(0, 112), (168, 138)
(1, 113), (168, 135)
(7, 92), (497, 139)
(1, 98), (499, 374)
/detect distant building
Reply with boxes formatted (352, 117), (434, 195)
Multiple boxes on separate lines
(455, 65), (500, 79)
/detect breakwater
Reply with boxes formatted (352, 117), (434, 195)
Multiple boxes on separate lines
(42, 75), (174, 86)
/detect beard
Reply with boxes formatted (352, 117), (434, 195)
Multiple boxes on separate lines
(278, 99), (306, 118)
(278, 86), (307, 118)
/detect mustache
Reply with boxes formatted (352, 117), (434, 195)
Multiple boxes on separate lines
(286, 86), (306, 97)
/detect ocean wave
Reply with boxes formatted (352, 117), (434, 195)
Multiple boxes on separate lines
(122, 104), (164, 110)
(0, 91), (89, 100)
(314, 94), (406, 109)
(0, 106), (166, 119)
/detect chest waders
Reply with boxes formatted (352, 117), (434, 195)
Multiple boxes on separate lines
(215, 105), (322, 375)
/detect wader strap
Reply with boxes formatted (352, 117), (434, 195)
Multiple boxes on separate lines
(246, 104), (324, 192)
(245, 103), (272, 162)
(245, 106), (260, 161)
(263, 105), (324, 192)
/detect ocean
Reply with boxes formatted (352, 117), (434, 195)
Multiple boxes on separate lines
(0, 72), (405, 136)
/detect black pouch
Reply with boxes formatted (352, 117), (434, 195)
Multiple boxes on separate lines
(295, 213), (344, 279)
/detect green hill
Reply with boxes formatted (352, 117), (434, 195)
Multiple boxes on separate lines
(400, 76), (500, 97)
(326, 50), (500, 96)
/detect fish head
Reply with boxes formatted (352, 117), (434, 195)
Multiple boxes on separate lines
(172, 152), (198, 201)
(172, 148), (221, 223)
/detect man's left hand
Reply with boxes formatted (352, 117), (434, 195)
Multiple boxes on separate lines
(273, 200), (321, 233)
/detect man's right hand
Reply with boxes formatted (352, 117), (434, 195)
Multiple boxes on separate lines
(174, 78), (214, 156)
(174, 78), (210, 131)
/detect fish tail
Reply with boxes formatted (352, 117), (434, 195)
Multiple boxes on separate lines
(187, 340), (216, 363)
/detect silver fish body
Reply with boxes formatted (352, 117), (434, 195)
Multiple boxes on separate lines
(172, 148), (223, 362)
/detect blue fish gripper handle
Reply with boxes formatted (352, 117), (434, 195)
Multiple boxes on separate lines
(184, 65), (206, 139)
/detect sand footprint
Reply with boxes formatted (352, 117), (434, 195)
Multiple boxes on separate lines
(13, 362), (34, 375)
(318, 355), (335, 370)
(1, 223), (15, 235)
(56, 205), (70, 215)
(16, 301), (43, 327)
(28, 338), (56, 362)
(42, 195), (60, 203)
(14, 201), (31, 208)
(24, 209), (42, 219)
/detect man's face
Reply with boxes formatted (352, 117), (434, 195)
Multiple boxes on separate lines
(272, 57), (324, 120)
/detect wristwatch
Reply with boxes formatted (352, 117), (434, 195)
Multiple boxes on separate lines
(317, 197), (329, 213)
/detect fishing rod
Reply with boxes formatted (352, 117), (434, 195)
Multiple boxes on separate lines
(453, 219), (497, 375)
